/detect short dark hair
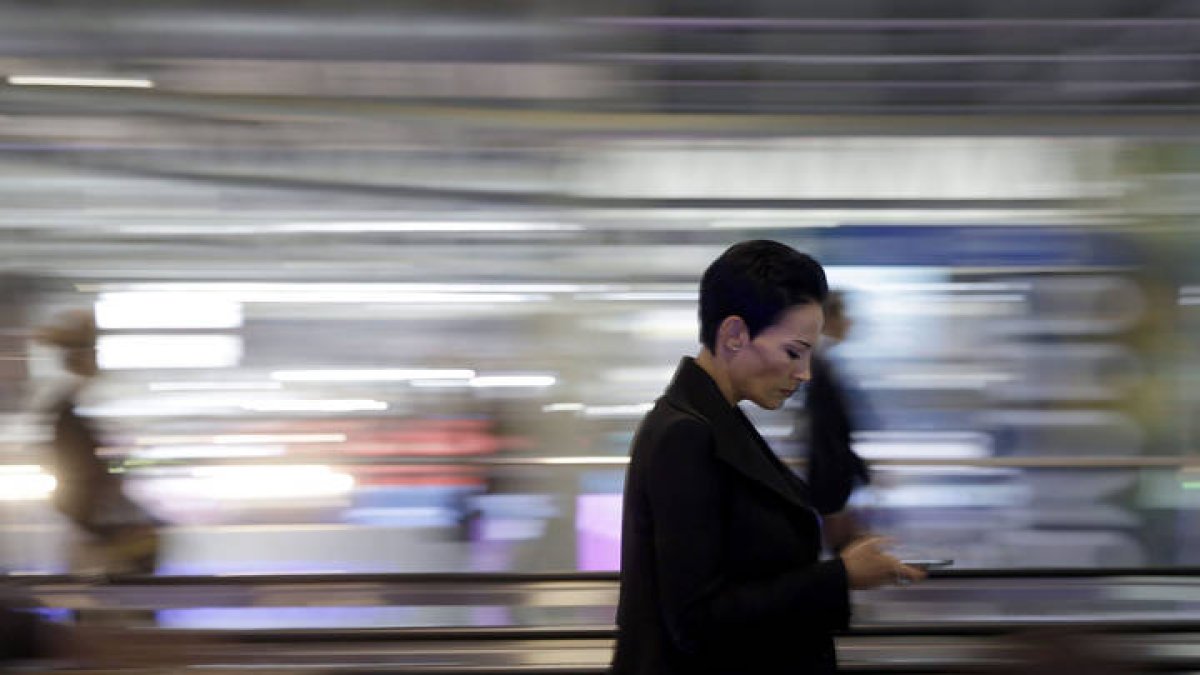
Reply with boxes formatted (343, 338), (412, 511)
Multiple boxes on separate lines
(699, 240), (828, 352)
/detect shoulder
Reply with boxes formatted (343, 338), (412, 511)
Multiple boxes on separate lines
(633, 400), (715, 462)
(640, 397), (710, 435)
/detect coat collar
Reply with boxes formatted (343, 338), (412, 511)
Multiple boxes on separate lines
(662, 357), (809, 510)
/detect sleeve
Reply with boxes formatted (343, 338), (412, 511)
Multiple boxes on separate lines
(806, 356), (871, 515)
(645, 419), (850, 655)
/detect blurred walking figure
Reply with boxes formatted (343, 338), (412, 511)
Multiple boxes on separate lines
(36, 309), (159, 576)
(803, 291), (876, 548)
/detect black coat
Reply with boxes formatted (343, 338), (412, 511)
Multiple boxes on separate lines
(804, 353), (871, 516)
(611, 357), (850, 675)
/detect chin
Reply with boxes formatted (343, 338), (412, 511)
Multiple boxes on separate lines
(752, 397), (783, 411)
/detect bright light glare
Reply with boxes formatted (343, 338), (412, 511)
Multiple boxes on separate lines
(0, 466), (56, 501)
(271, 369), (475, 382)
(409, 379), (473, 389)
(98, 335), (242, 370)
(240, 399), (387, 412)
(852, 431), (992, 460)
(131, 445), (286, 460)
(149, 381), (282, 392)
(135, 433), (346, 446)
(470, 375), (557, 388)
(543, 402), (585, 412)
(80, 282), (613, 294)
(96, 293), (242, 330)
(583, 403), (654, 418)
(269, 221), (584, 233)
(187, 465), (355, 500)
(7, 75), (154, 88)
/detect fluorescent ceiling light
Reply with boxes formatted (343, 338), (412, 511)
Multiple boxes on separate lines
(0, 466), (56, 501)
(117, 221), (583, 235)
(538, 456), (630, 465)
(78, 282), (715, 306)
(177, 291), (542, 304)
(134, 433), (346, 446)
(7, 75), (154, 88)
(591, 292), (697, 302)
(78, 394), (271, 417)
(851, 430), (991, 460)
(604, 367), (678, 384)
(80, 282), (631, 294)
(543, 402), (585, 412)
(270, 221), (584, 233)
(271, 369), (475, 382)
(240, 399), (388, 412)
(131, 445), (286, 460)
(583, 403), (654, 418)
(96, 292), (242, 330)
(185, 465), (355, 501)
(98, 335), (242, 370)
(149, 381), (283, 392)
(409, 379), (473, 389)
(470, 375), (556, 388)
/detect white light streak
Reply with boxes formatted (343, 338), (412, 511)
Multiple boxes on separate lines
(0, 466), (56, 501)
(469, 375), (557, 388)
(271, 369), (475, 383)
(185, 465), (355, 500)
(134, 433), (346, 446)
(7, 75), (154, 88)
(542, 402), (585, 412)
(98, 335), (242, 370)
(96, 293), (242, 330)
(240, 399), (388, 413)
(582, 403), (654, 418)
(149, 381), (283, 392)
(130, 445), (286, 460)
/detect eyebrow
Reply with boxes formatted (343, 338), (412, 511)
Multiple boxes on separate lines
(789, 338), (814, 349)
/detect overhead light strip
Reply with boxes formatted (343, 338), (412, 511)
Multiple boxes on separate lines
(7, 75), (154, 88)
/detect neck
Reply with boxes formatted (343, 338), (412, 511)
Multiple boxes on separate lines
(695, 348), (738, 407)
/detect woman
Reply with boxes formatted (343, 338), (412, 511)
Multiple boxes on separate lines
(36, 310), (159, 576)
(611, 241), (923, 675)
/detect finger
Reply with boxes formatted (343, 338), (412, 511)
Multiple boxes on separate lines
(846, 535), (892, 554)
(896, 564), (927, 583)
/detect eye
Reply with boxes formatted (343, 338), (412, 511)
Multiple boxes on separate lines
(785, 348), (802, 360)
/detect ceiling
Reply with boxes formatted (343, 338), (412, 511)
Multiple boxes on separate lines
(1, 0), (1198, 281)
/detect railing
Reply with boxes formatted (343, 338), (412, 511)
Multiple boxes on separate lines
(7, 570), (1200, 673)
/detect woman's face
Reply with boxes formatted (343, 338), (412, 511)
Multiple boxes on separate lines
(730, 303), (823, 410)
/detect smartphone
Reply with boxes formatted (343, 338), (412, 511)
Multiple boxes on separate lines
(900, 559), (954, 570)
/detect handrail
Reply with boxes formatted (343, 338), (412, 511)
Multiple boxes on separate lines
(7, 566), (1200, 585)
(61, 454), (1200, 469)
(165, 619), (1200, 643)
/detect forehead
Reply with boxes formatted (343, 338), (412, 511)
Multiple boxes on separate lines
(760, 303), (824, 341)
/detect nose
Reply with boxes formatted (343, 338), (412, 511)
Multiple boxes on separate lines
(792, 357), (812, 383)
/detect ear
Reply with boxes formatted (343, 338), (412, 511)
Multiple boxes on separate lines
(717, 315), (749, 355)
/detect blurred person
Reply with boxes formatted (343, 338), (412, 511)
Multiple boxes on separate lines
(35, 310), (160, 578)
(802, 290), (876, 551)
(611, 241), (924, 675)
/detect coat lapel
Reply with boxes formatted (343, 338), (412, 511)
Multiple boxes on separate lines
(662, 357), (810, 511)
